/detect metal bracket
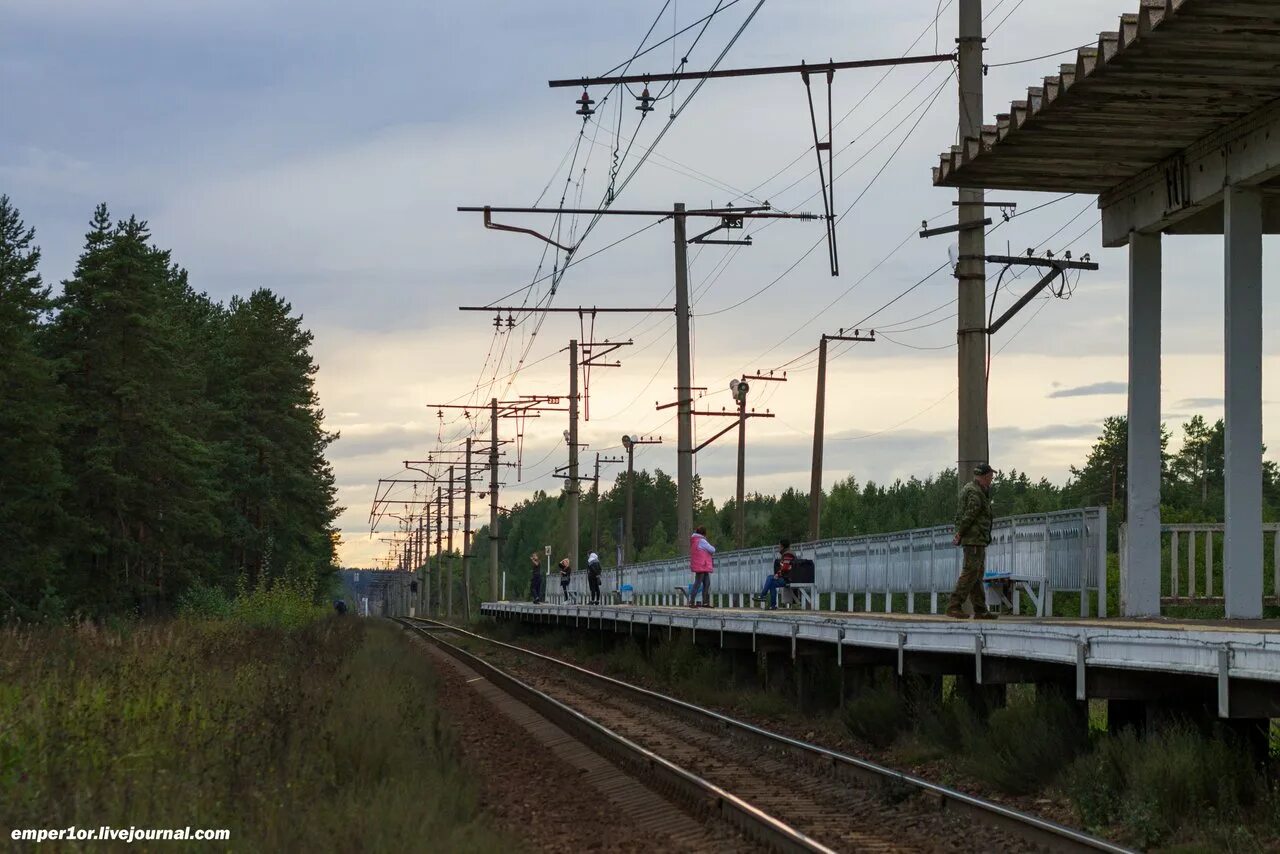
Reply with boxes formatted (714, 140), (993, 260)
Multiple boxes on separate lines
(897, 632), (907, 675)
(1218, 646), (1231, 718)
(837, 628), (846, 667)
(975, 633), (985, 684)
(483, 206), (575, 253)
(1076, 639), (1089, 701)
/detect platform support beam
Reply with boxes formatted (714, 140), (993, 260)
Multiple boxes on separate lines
(1224, 186), (1265, 619)
(1124, 231), (1162, 616)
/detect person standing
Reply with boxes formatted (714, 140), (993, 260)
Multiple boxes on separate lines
(558, 557), (572, 603)
(688, 526), (715, 608)
(529, 552), (544, 604)
(947, 464), (997, 620)
(586, 552), (603, 605)
(753, 538), (795, 610)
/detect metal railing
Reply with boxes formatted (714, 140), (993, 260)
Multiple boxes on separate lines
(540, 507), (1108, 617)
(1130, 522), (1280, 602)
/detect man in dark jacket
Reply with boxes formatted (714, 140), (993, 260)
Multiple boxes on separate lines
(947, 463), (997, 619)
(529, 552), (544, 604)
(586, 552), (603, 604)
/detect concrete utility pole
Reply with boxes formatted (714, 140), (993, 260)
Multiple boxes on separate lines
(674, 203), (694, 556)
(956, 0), (988, 489)
(808, 331), (875, 540)
(567, 339), (581, 573)
(463, 439), (473, 620)
(621, 435), (663, 564)
(590, 452), (624, 553)
(489, 397), (500, 601)
(435, 486), (443, 616)
(735, 386), (748, 550)
(447, 465), (455, 618)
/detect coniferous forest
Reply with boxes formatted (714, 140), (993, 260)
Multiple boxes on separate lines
(0, 196), (340, 621)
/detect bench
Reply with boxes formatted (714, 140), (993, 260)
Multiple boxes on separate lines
(775, 558), (816, 609)
(982, 568), (1047, 615)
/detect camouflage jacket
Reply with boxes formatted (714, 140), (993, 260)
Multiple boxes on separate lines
(954, 480), (993, 546)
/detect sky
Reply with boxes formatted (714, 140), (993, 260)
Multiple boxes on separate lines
(5, 0), (1280, 568)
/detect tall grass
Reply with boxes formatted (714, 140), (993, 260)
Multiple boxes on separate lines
(0, 618), (513, 852)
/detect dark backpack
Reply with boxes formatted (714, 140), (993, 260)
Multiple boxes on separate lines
(789, 558), (816, 584)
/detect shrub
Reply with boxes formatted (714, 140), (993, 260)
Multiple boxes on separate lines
(841, 682), (908, 748)
(1063, 723), (1266, 848)
(962, 691), (1089, 795)
(175, 582), (233, 619)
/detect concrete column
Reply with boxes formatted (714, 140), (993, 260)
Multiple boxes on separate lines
(1124, 231), (1163, 616)
(1224, 186), (1264, 619)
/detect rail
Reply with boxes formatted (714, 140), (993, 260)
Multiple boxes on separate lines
(546, 507), (1107, 617)
(1119, 522), (1280, 605)
(407, 617), (1132, 854)
(397, 618), (835, 853)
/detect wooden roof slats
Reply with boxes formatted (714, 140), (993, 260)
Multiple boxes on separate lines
(932, 0), (1280, 192)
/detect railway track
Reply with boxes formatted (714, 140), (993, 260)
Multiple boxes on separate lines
(401, 617), (1132, 854)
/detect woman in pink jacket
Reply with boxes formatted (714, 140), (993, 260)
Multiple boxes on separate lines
(688, 526), (716, 608)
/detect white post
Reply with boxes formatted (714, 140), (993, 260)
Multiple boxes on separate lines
(1224, 185), (1264, 619)
(1124, 231), (1163, 616)
(1171, 530), (1179, 598)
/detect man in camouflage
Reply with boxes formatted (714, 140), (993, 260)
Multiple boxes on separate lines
(947, 463), (997, 619)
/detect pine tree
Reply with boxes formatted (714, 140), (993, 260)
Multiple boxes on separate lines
(220, 289), (341, 589)
(49, 207), (220, 614)
(0, 197), (68, 618)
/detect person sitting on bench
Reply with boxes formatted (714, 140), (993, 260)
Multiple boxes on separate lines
(753, 538), (795, 610)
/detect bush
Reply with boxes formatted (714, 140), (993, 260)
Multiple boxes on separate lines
(1063, 724), (1266, 848)
(175, 582), (233, 619)
(962, 691), (1089, 795)
(229, 573), (327, 629)
(842, 682), (908, 748)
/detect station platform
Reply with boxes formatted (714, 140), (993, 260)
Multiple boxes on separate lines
(480, 601), (1280, 719)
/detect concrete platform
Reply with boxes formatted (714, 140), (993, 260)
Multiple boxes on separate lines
(481, 601), (1280, 719)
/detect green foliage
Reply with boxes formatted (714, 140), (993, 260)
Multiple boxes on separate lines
(0, 197), (68, 619)
(0, 199), (340, 621)
(841, 681), (908, 748)
(175, 583), (233, 619)
(964, 692), (1090, 794)
(229, 574), (327, 630)
(1063, 724), (1269, 849)
(0, 618), (511, 851)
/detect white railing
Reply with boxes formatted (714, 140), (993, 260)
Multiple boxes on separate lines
(541, 507), (1108, 617)
(1144, 523), (1280, 600)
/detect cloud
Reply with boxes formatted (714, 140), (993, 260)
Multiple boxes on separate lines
(1047, 381), (1126, 398)
(1174, 397), (1224, 409)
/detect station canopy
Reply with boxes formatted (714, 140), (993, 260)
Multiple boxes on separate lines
(933, 0), (1280, 239)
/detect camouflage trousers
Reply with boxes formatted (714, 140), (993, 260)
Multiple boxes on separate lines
(947, 545), (989, 615)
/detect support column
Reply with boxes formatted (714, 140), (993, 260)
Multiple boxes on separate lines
(1124, 231), (1162, 616)
(1224, 186), (1264, 619)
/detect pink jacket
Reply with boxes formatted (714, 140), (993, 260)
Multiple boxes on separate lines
(690, 532), (716, 573)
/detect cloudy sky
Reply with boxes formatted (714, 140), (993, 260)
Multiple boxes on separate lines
(6, 0), (1279, 567)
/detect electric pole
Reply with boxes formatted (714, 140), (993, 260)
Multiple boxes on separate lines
(464, 439), (473, 619)
(589, 452), (625, 553)
(489, 397), (500, 602)
(674, 203), (694, 556)
(447, 465), (455, 618)
(809, 330), (875, 540)
(956, 0), (988, 490)
(735, 385), (748, 550)
(568, 340), (581, 573)
(434, 486), (443, 616)
(620, 435), (662, 564)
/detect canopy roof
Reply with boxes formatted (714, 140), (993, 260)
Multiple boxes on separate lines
(933, 0), (1280, 194)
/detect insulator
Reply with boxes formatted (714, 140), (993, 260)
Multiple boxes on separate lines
(635, 86), (654, 113)
(575, 89), (595, 116)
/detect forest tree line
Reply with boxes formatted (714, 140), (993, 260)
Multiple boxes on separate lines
(0, 196), (341, 621)
(474, 413), (1280, 596)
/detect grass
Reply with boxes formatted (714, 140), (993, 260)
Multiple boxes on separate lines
(0, 616), (514, 852)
